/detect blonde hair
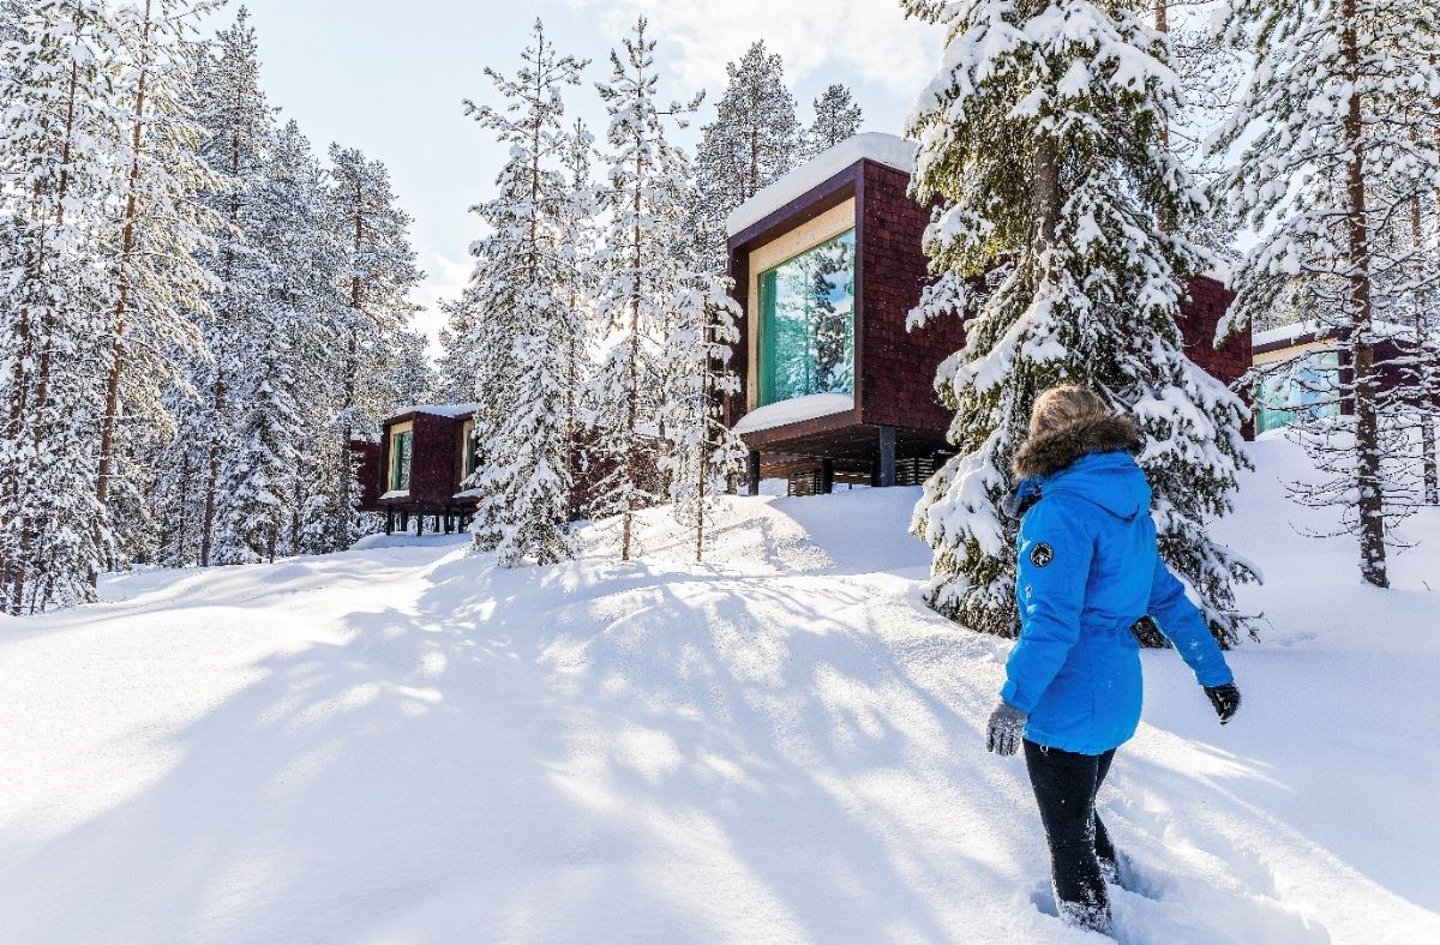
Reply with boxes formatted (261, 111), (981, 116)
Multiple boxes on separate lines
(1028, 385), (1111, 439)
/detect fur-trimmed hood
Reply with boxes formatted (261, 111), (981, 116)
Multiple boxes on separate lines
(1012, 414), (1143, 480)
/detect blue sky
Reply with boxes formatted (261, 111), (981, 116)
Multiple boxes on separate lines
(203, 0), (941, 348)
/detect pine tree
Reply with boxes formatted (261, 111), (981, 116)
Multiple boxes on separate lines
(660, 278), (747, 561)
(1214, 0), (1440, 587)
(174, 5), (273, 567)
(590, 17), (706, 561)
(435, 286), (483, 405)
(902, 0), (1256, 644)
(461, 18), (588, 565)
(559, 117), (602, 521)
(1405, 192), (1440, 507)
(212, 119), (338, 564)
(325, 143), (424, 550)
(95, 0), (220, 575)
(0, 0), (122, 612)
(803, 83), (863, 157)
(690, 41), (799, 271)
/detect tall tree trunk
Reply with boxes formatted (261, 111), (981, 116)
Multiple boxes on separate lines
(12, 46), (83, 612)
(202, 106), (245, 566)
(1155, 0), (1173, 234)
(1028, 136), (1060, 293)
(1412, 197), (1440, 505)
(621, 138), (643, 561)
(336, 175), (365, 551)
(94, 0), (154, 585)
(1342, 0), (1388, 587)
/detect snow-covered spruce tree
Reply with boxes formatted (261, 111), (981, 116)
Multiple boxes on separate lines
(902, 0), (1255, 644)
(660, 278), (747, 561)
(212, 118), (339, 564)
(460, 18), (588, 565)
(591, 17), (706, 561)
(559, 117), (602, 521)
(1213, 0), (1440, 587)
(95, 0), (220, 574)
(168, 5), (272, 567)
(0, 0), (122, 612)
(803, 83), (864, 158)
(1156, 0), (1247, 266)
(325, 143), (424, 550)
(256, 120), (348, 556)
(690, 40), (799, 272)
(434, 286), (483, 405)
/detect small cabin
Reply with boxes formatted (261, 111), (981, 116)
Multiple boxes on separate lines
(375, 404), (480, 534)
(724, 132), (1252, 494)
(1251, 321), (1430, 434)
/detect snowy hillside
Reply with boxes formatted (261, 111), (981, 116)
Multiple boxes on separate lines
(2, 438), (1438, 945)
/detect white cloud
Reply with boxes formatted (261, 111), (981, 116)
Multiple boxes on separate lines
(566, 0), (940, 98)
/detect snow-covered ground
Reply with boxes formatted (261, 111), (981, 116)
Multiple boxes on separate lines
(2, 438), (1437, 945)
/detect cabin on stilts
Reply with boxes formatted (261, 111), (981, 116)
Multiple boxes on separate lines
(367, 404), (481, 535)
(723, 133), (1253, 496)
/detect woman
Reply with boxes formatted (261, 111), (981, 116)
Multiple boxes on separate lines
(984, 385), (1242, 935)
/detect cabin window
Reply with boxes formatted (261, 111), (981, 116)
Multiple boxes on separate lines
(461, 419), (479, 480)
(757, 228), (856, 406)
(389, 429), (413, 491)
(1255, 350), (1340, 434)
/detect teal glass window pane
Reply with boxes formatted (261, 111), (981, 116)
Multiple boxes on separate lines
(758, 228), (856, 406)
(1255, 351), (1340, 433)
(391, 431), (413, 490)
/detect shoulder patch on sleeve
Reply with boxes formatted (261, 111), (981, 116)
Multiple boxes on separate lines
(1029, 542), (1054, 568)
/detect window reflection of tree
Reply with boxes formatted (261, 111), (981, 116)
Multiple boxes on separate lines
(768, 231), (855, 402)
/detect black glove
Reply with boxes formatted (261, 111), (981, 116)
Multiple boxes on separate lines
(986, 701), (1028, 756)
(1204, 683), (1241, 724)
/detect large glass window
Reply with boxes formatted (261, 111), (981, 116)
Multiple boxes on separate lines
(1255, 351), (1341, 434)
(758, 228), (856, 406)
(389, 429), (413, 491)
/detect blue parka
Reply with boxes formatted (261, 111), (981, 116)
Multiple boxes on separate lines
(1001, 450), (1234, 755)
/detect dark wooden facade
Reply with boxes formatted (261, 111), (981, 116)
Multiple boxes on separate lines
(726, 146), (1253, 493)
(376, 406), (477, 535)
(350, 439), (383, 512)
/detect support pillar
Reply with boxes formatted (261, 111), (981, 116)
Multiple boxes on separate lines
(820, 458), (835, 495)
(878, 426), (897, 488)
(416, 511), (424, 536)
(385, 508), (394, 535)
(746, 450), (761, 496)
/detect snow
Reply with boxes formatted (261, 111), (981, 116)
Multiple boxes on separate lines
(1253, 320), (1416, 351)
(2, 438), (1439, 944)
(726, 132), (918, 237)
(730, 392), (854, 435)
(377, 489), (409, 500)
(389, 403), (479, 420)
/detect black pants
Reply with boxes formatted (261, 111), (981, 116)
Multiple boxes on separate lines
(1023, 739), (1117, 930)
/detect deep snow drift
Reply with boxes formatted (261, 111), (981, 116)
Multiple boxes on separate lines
(1, 437), (1437, 945)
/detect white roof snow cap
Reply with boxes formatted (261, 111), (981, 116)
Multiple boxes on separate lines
(731, 392), (855, 435)
(392, 403), (479, 419)
(1253, 320), (1415, 351)
(726, 132), (919, 238)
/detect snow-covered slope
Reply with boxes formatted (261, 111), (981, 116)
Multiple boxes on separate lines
(1, 440), (1437, 945)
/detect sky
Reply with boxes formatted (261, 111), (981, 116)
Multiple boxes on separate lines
(200, 0), (942, 352)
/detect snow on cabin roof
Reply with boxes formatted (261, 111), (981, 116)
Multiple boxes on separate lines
(731, 392), (854, 435)
(1253, 320), (1415, 351)
(726, 132), (919, 238)
(388, 403), (479, 421)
